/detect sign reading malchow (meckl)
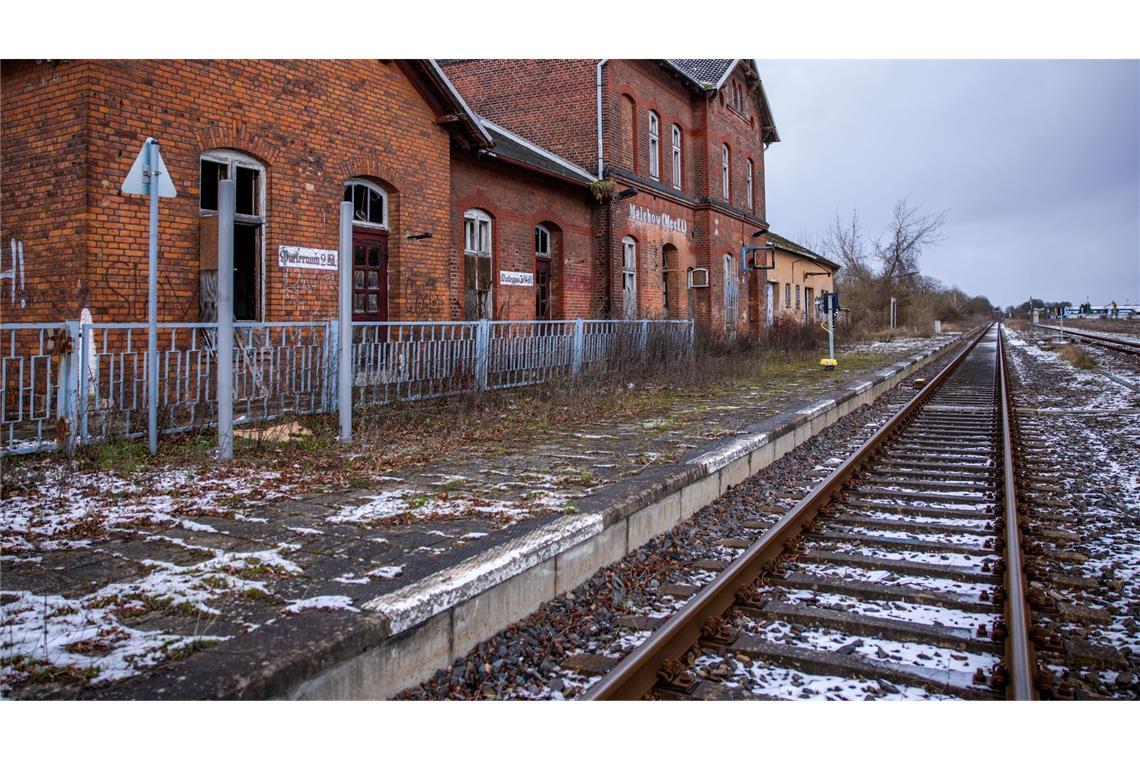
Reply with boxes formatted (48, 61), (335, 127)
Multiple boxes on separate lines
(628, 203), (687, 233)
(499, 270), (534, 286)
(278, 246), (338, 271)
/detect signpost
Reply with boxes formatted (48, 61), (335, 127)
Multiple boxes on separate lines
(121, 138), (176, 455)
(820, 292), (839, 370)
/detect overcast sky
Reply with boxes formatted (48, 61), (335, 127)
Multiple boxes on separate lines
(758, 60), (1140, 309)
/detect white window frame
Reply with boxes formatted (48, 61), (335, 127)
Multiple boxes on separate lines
(464, 208), (493, 256)
(723, 253), (739, 326)
(622, 236), (637, 319)
(200, 148), (265, 321)
(721, 144), (730, 200)
(671, 125), (682, 190)
(535, 223), (551, 259)
(746, 159), (754, 209)
(344, 178), (388, 229)
(648, 111), (660, 181)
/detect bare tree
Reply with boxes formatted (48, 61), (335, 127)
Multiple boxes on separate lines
(824, 209), (870, 285)
(874, 199), (946, 286)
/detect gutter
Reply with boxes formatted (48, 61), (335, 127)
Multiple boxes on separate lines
(596, 59), (608, 178)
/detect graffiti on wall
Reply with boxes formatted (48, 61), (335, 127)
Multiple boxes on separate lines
(1, 240), (27, 308)
(403, 275), (442, 318)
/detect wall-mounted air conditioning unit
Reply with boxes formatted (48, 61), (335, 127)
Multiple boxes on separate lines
(688, 268), (709, 288)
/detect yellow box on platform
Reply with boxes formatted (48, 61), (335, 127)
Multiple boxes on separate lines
(820, 358), (838, 369)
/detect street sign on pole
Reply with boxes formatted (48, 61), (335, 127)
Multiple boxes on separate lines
(121, 138), (177, 454)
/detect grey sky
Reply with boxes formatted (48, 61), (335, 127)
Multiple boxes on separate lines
(758, 60), (1140, 309)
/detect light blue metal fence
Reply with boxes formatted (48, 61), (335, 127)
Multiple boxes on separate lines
(1, 317), (693, 454)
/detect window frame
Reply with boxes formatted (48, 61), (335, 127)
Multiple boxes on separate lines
(671, 125), (682, 190)
(534, 223), (551, 259)
(745, 158), (754, 210)
(344, 178), (388, 229)
(648, 111), (660, 181)
(464, 208), (493, 257)
(785, 283), (792, 308)
(721, 144), (730, 201)
(199, 148), (265, 225)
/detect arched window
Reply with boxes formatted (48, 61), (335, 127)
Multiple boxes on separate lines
(534, 224), (551, 259)
(671, 125), (682, 190)
(344, 178), (387, 228)
(648, 111), (660, 180)
(745, 159), (754, 210)
(621, 236), (637, 319)
(721, 144), (731, 201)
(535, 224), (553, 320)
(464, 209), (493, 256)
(199, 149), (265, 321)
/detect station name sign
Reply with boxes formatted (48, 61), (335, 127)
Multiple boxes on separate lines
(628, 203), (687, 233)
(278, 246), (338, 271)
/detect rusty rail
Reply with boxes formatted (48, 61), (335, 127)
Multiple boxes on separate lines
(582, 323), (994, 701)
(998, 324), (1038, 699)
(1037, 324), (1140, 357)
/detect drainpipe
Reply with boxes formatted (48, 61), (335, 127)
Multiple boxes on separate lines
(596, 59), (608, 178)
(597, 58), (611, 316)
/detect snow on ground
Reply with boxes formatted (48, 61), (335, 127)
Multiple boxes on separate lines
(1, 463), (296, 554)
(848, 335), (947, 356)
(1005, 325), (1133, 410)
(283, 595), (359, 614)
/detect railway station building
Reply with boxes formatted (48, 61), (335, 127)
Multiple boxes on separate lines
(763, 232), (839, 325)
(2, 59), (793, 342)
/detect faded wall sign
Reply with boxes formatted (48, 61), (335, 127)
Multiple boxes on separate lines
(499, 270), (534, 287)
(278, 246), (338, 271)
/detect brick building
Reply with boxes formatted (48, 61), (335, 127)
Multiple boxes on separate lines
(442, 58), (781, 339)
(2, 59), (786, 341)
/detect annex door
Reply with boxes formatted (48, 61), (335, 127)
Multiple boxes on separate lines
(767, 282), (776, 326)
(535, 257), (552, 320)
(352, 230), (389, 323)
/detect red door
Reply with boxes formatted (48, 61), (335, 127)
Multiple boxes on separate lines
(535, 257), (551, 319)
(352, 230), (388, 323)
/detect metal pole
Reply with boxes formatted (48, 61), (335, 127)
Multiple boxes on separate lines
(217, 179), (235, 460)
(338, 201), (353, 443)
(828, 300), (835, 362)
(146, 139), (160, 454)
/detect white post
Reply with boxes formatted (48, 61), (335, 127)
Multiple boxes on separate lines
(828, 301), (835, 362)
(146, 140), (160, 454)
(217, 179), (235, 461)
(571, 318), (584, 376)
(338, 201), (353, 443)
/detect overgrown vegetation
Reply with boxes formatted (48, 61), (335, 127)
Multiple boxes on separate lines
(820, 200), (994, 338)
(1059, 344), (1098, 370)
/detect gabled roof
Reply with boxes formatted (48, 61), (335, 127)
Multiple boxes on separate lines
(767, 232), (841, 272)
(665, 59), (737, 89)
(396, 60), (493, 149)
(661, 59), (780, 144)
(478, 118), (598, 185)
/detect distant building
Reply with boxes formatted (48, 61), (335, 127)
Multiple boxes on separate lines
(762, 233), (840, 325)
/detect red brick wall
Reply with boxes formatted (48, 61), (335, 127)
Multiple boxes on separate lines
(442, 60), (599, 174)
(1, 61), (92, 323)
(705, 66), (769, 220)
(450, 150), (597, 320)
(2, 59), (456, 324)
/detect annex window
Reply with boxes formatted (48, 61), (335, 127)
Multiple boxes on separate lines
(671, 125), (682, 190)
(648, 111), (660, 181)
(746, 159), (754, 210)
(785, 283), (792, 308)
(199, 149), (265, 322)
(344, 179), (387, 228)
(535, 224), (551, 258)
(721, 144), (730, 200)
(464, 209), (493, 256)
(795, 284), (801, 308)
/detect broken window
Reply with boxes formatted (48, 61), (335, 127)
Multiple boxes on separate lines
(622, 236), (637, 320)
(535, 224), (551, 258)
(464, 209), (493, 319)
(199, 149), (265, 321)
(344, 179), (387, 227)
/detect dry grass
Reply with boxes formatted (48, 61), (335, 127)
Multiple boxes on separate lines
(1059, 344), (1098, 370)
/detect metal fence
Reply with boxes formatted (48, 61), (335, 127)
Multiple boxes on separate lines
(1, 317), (693, 454)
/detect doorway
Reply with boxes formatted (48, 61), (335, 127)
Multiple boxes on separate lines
(352, 230), (389, 322)
(535, 257), (551, 320)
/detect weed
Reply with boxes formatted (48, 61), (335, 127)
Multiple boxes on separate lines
(1059, 344), (1097, 370)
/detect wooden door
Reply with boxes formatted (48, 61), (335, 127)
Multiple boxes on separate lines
(535, 257), (551, 320)
(352, 230), (388, 323)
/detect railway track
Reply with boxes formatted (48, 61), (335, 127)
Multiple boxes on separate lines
(583, 323), (1039, 700)
(1037, 324), (1140, 357)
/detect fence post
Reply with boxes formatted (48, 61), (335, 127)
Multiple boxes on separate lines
(322, 319), (336, 413)
(79, 322), (90, 443)
(639, 319), (649, 358)
(217, 178), (235, 461)
(475, 319), (490, 390)
(62, 320), (81, 454)
(571, 318), (584, 376)
(337, 201), (353, 443)
(688, 319), (696, 360)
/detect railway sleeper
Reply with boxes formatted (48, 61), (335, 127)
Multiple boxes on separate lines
(796, 549), (999, 583)
(726, 636), (998, 699)
(779, 570), (1000, 612)
(849, 487), (994, 504)
(805, 528), (993, 555)
(831, 514), (994, 537)
(842, 499), (996, 520)
(737, 599), (1000, 654)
